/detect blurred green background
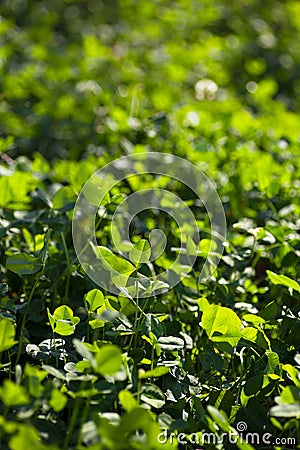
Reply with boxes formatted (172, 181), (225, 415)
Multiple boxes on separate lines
(1, 0), (300, 161)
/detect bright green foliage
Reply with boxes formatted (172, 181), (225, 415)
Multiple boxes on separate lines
(267, 270), (300, 293)
(129, 239), (151, 267)
(9, 425), (51, 450)
(6, 254), (43, 275)
(49, 389), (67, 412)
(94, 246), (136, 276)
(84, 289), (117, 329)
(139, 366), (169, 379)
(118, 390), (139, 412)
(84, 289), (105, 312)
(95, 344), (123, 376)
(241, 327), (270, 350)
(0, 380), (29, 407)
(47, 306), (80, 336)
(0, 318), (17, 352)
(202, 304), (242, 348)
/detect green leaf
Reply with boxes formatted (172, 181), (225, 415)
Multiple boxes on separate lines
(84, 290), (117, 329)
(73, 339), (94, 365)
(33, 187), (53, 208)
(241, 327), (270, 350)
(207, 405), (230, 432)
(198, 297), (210, 312)
(53, 321), (77, 336)
(129, 239), (151, 266)
(242, 314), (265, 327)
(95, 344), (122, 376)
(141, 314), (163, 338)
(24, 364), (47, 397)
(199, 239), (217, 257)
(0, 380), (29, 406)
(47, 308), (55, 332)
(49, 389), (68, 412)
(52, 186), (76, 211)
(139, 366), (169, 379)
(38, 229), (52, 264)
(157, 336), (185, 351)
(186, 236), (198, 257)
(0, 318), (17, 352)
(241, 374), (274, 406)
(0, 173), (33, 209)
(282, 364), (300, 387)
(6, 253), (43, 275)
(118, 407), (156, 437)
(94, 246), (136, 276)
(147, 332), (161, 356)
(267, 270), (300, 293)
(260, 300), (278, 320)
(208, 407), (255, 449)
(53, 305), (75, 322)
(119, 390), (139, 412)
(210, 389), (235, 414)
(9, 425), (47, 450)
(42, 365), (66, 380)
(0, 136), (14, 153)
(47, 306), (80, 336)
(84, 289), (105, 312)
(82, 176), (111, 206)
(141, 383), (165, 409)
(266, 351), (281, 376)
(270, 403), (300, 418)
(202, 304), (242, 347)
(279, 386), (300, 404)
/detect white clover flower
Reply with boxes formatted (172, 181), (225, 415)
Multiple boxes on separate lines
(195, 78), (218, 100)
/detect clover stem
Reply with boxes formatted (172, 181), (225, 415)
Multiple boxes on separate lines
(61, 232), (71, 300)
(53, 331), (58, 368)
(15, 278), (39, 366)
(77, 398), (90, 446)
(63, 398), (80, 450)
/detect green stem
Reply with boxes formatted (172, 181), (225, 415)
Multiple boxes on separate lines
(53, 331), (58, 368)
(68, 215), (104, 268)
(61, 232), (71, 300)
(87, 313), (90, 343)
(136, 298), (149, 339)
(151, 345), (154, 372)
(137, 377), (142, 405)
(192, 268), (199, 295)
(48, 215), (105, 296)
(63, 389), (84, 450)
(77, 398), (90, 446)
(15, 278), (39, 365)
(127, 307), (138, 352)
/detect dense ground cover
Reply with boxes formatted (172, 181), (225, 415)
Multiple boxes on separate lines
(0, 1), (300, 448)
